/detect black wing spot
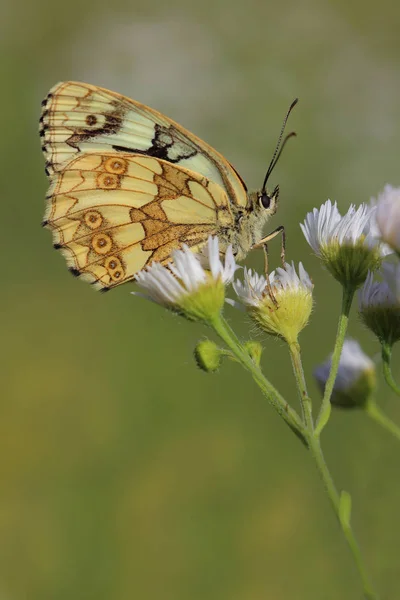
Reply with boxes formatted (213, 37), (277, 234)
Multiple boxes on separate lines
(112, 123), (197, 164)
(69, 268), (81, 278)
(40, 93), (52, 108)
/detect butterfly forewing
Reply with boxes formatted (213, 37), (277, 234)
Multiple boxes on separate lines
(40, 81), (247, 207)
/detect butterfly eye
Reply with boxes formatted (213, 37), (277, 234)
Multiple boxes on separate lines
(259, 192), (271, 209)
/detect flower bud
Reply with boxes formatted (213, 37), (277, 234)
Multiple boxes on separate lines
(194, 339), (222, 372)
(314, 339), (376, 408)
(358, 266), (400, 346)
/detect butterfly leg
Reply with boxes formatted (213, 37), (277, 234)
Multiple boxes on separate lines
(253, 225), (286, 267)
(262, 244), (279, 307)
(253, 226), (286, 308)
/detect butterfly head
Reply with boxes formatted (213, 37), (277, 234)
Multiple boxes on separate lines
(257, 184), (280, 216)
(232, 100), (298, 258)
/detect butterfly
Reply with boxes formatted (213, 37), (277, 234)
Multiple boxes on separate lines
(40, 81), (297, 291)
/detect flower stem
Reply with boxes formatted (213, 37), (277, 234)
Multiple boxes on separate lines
(307, 434), (379, 600)
(289, 340), (377, 597)
(288, 341), (313, 431)
(315, 286), (355, 436)
(381, 342), (400, 396)
(364, 397), (400, 441)
(210, 314), (307, 444)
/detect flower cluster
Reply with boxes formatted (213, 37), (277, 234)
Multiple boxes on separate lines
(134, 236), (313, 342)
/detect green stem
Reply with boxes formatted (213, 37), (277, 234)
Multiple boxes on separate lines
(307, 434), (379, 600)
(381, 342), (400, 396)
(288, 341), (313, 431)
(210, 314), (307, 444)
(315, 286), (355, 436)
(211, 312), (377, 597)
(364, 397), (400, 441)
(289, 342), (377, 597)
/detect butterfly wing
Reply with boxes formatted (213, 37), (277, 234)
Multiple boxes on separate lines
(44, 152), (233, 290)
(40, 81), (248, 207)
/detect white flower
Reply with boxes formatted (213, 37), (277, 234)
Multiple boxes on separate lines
(373, 185), (400, 253)
(301, 200), (381, 254)
(134, 236), (237, 321)
(231, 268), (268, 308)
(358, 265), (400, 310)
(232, 262), (312, 307)
(314, 339), (376, 408)
(199, 236), (238, 283)
(358, 265), (400, 345)
(300, 200), (384, 287)
(230, 262), (313, 343)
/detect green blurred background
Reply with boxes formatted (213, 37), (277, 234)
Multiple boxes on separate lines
(2, 0), (400, 598)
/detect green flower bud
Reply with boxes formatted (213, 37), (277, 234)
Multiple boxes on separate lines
(194, 339), (222, 372)
(243, 341), (263, 365)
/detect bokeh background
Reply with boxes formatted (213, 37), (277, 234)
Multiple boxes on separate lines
(2, 0), (400, 598)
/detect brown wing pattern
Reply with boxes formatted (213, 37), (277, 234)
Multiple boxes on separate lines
(43, 153), (233, 290)
(39, 81), (248, 207)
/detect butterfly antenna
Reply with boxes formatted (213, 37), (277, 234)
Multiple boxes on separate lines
(262, 98), (298, 193)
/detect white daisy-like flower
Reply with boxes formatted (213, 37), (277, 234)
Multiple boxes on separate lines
(230, 262), (313, 344)
(314, 339), (376, 408)
(134, 236), (238, 321)
(373, 185), (400, 254)
(358, 264), (400, 345)
(300, 200), (384, 287)
(233, 262), (312, 305)
(359, 264), (400, 309)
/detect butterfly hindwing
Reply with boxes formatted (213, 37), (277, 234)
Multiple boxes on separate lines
(40, 81), (248, 207)
(44, 152), (232, 290)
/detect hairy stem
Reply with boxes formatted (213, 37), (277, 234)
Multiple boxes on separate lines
(210, 314), (307, 444)
(288, 341), (313, 431)
(315, 286), (355, 436)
